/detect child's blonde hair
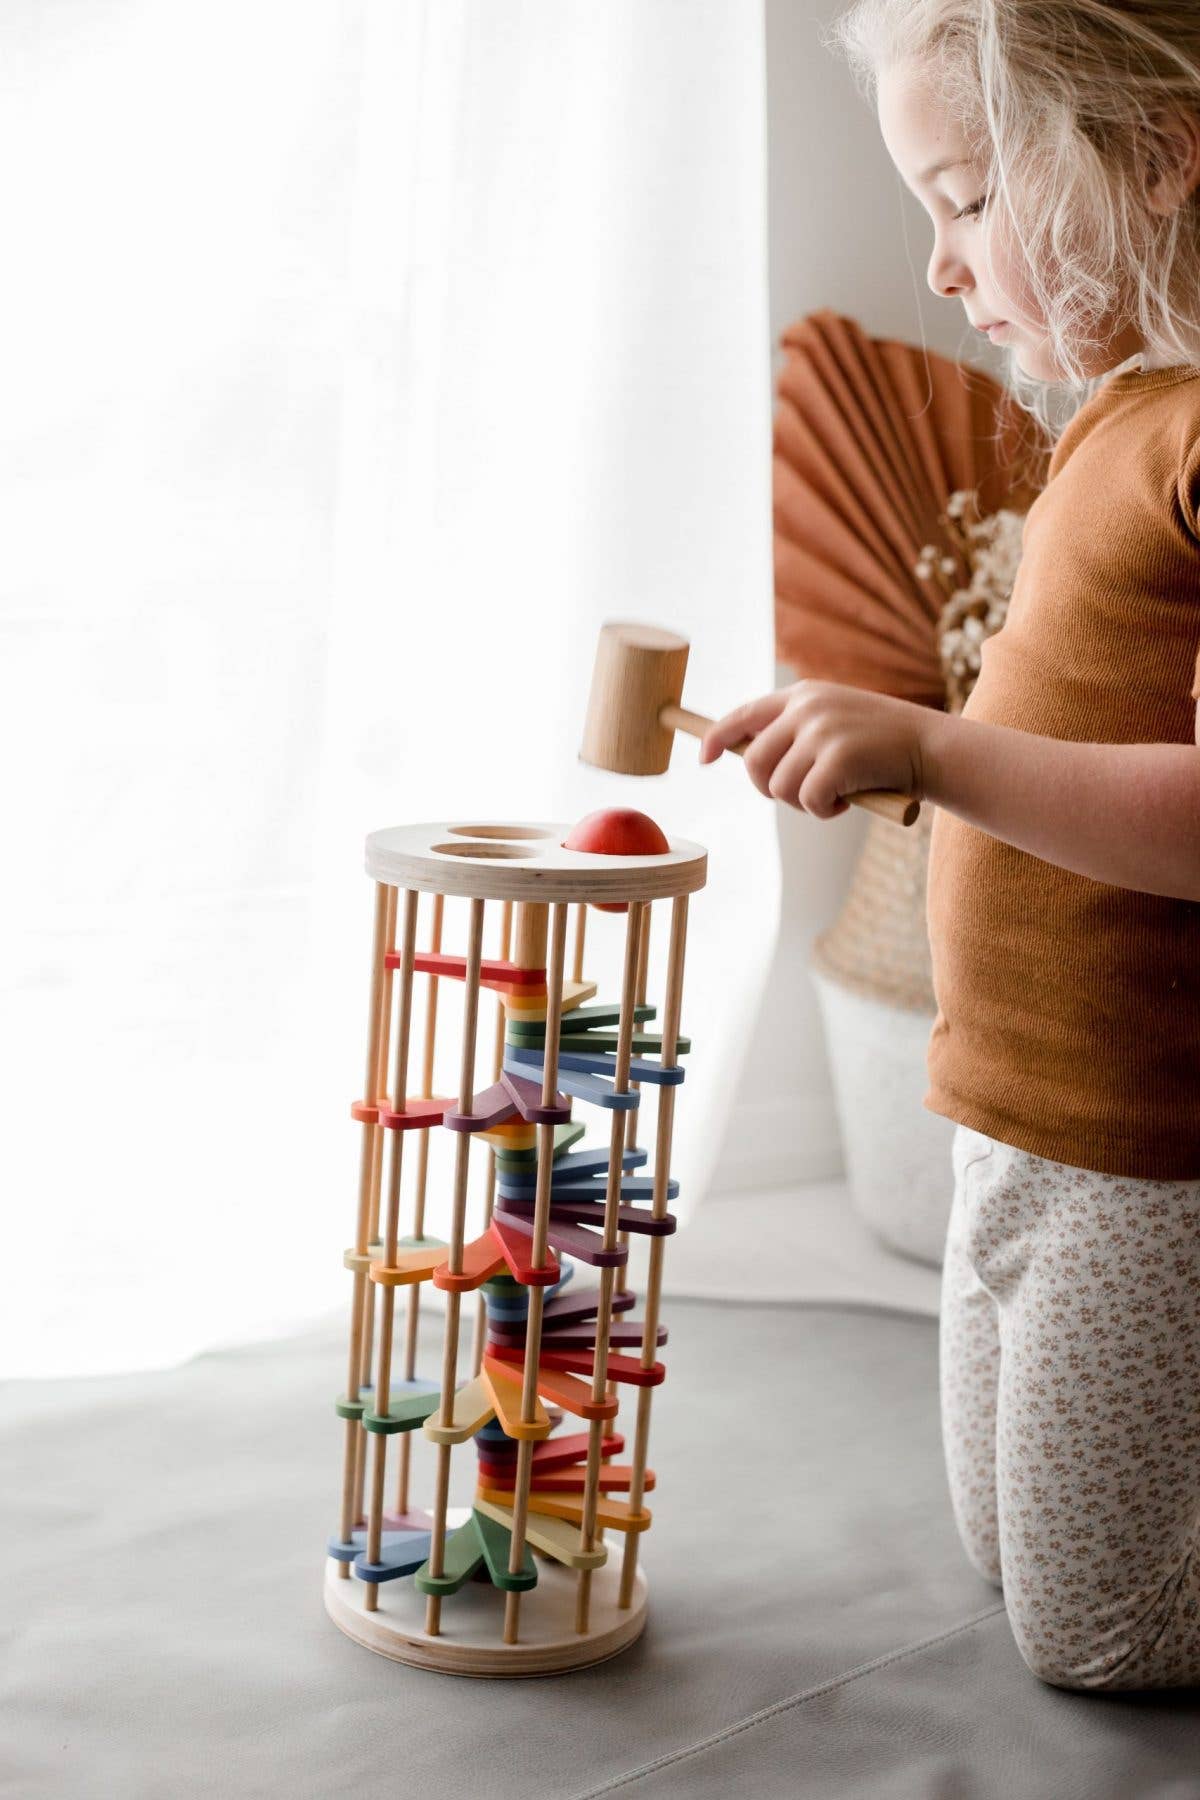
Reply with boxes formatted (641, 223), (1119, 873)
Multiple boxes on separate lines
(824, 0), (1200, 438)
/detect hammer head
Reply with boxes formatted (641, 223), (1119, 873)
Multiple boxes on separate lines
(579, 621), (691, 776)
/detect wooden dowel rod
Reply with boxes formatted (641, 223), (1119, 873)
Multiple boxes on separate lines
(572, 902), (587, 985)
(615, 902), (652, 1304)
(576, 899), (643, 1634)
(412, 891), (444, 1236)
(363, 887), (418, 1613)
(425, 895), (486, 1637)
(337, 881), (392, 1573)
(502, 899), (568, 1645)
(354, 884), (400, 1525)
(351, 1124), (380, 1529)
(396, 891), (444, 1517)
(446, 898), (485, 1281)
(470, 899), (513, 1379)
(620, 891), (688, 1608)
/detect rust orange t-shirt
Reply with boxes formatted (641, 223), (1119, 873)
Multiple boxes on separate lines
(924, 362), (1200, 1178)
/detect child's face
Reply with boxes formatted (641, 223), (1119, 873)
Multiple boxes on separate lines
(876, 58), (1142, 380)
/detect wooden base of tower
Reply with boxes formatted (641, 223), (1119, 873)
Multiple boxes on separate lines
(323, 1556), (647, 1677)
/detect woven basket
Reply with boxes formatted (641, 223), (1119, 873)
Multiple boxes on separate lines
(810, 802), (938, 1015)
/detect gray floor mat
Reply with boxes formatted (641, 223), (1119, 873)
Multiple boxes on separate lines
(571, 1607), (1200, 1799)
(2, 1296), (1197, 1797)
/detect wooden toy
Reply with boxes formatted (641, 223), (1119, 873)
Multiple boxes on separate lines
(579, 618), (921, 826)
(324, 815), (705, 1675)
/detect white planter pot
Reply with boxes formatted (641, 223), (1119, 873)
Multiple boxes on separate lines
(809, 966), (956, 1268)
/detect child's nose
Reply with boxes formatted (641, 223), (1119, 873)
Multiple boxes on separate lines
(926, 244), (973, 301)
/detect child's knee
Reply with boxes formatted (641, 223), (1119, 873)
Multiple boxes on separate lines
(1006, 1589), (1191, 1692)
(963, 1537), (1004, 1591)
(1011, 1629), (1121, 1692)
(949, 1503), (1004, 1589)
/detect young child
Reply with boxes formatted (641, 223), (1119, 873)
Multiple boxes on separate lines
(700, 1), (1200, 1693)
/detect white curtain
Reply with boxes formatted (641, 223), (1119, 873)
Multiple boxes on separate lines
(2, 1), (779, 1379)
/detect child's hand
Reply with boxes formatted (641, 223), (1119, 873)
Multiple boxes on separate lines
(697, 679), (932, 818)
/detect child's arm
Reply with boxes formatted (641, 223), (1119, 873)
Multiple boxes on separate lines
(699, 679), (1200, 904)
(923, 708), (1200, 903)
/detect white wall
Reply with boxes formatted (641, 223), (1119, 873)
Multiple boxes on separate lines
(2, 2), (782, 1376)
(711, 0), (1007, 1192)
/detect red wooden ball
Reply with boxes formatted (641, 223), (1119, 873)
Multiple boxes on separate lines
(562, 808), (670, 913)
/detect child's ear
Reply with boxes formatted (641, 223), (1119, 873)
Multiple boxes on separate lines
(1142, 107), (1200, 216)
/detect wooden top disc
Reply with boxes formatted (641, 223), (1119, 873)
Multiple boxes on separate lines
(364, 821), (707, 903)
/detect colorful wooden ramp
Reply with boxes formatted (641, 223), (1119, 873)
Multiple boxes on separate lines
(327, 835), (701, 1675)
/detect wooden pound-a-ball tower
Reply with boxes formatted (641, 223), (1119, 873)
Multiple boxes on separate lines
(324, 813), (706, 1675)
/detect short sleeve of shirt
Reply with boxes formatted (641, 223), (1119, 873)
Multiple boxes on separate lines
(1177, 424), (1200, 541)
(1176, 426), (1200, 699)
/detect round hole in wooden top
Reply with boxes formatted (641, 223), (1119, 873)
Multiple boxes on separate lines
(431, 842), (533, 860)
(446, 825), (556, 841)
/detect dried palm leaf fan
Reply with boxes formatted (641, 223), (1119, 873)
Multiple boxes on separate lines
(774, 308), (1050, 1011)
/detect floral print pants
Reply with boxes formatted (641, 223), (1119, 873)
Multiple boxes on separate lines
(939, 1122), (1200, 1690)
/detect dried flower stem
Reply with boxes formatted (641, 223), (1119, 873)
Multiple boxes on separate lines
(913, 488), (1028, 715)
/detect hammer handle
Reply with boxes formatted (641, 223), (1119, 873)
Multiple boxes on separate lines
(660, 702), (921, 829)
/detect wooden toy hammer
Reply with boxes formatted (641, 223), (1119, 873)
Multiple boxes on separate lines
(580, 621), (921, 827)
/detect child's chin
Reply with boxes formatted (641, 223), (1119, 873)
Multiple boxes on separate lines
(1012, 340), (1059, 381)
